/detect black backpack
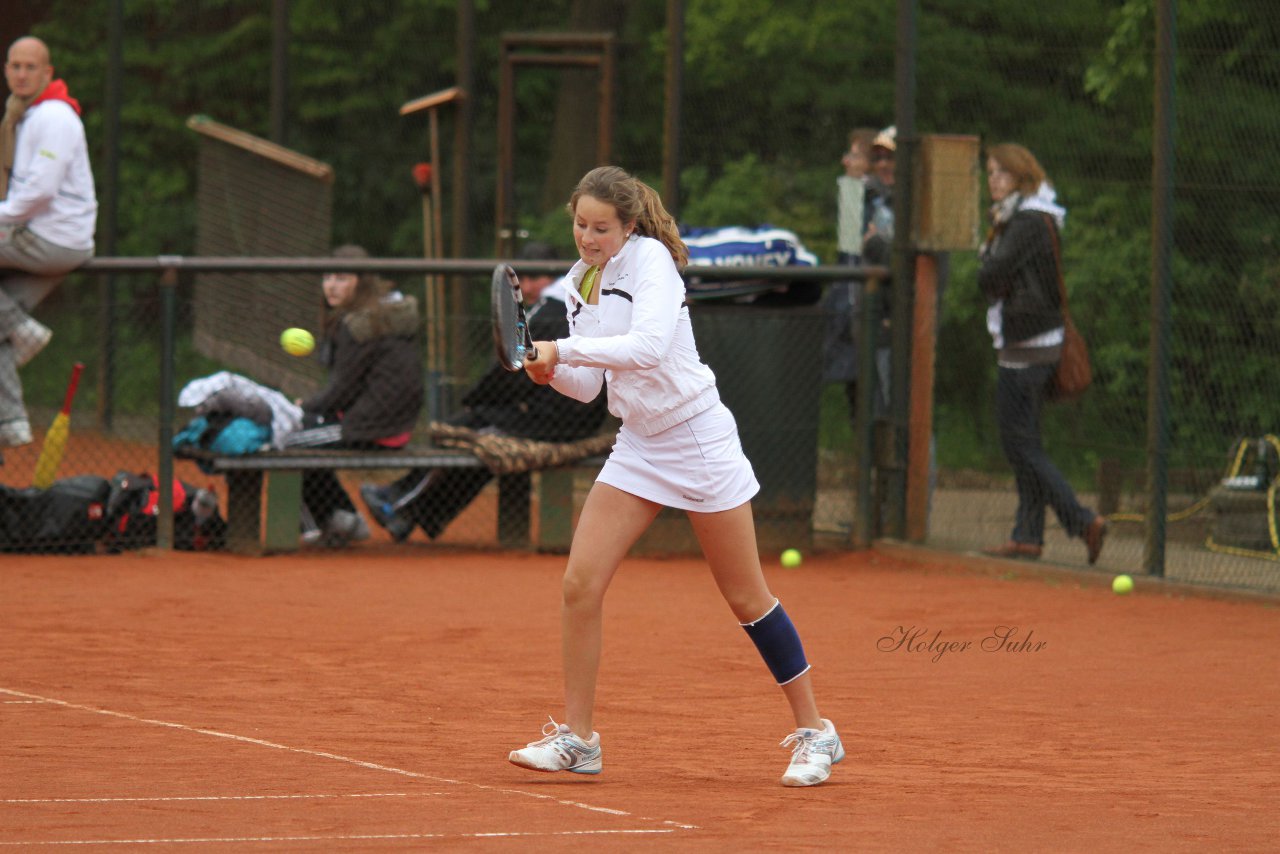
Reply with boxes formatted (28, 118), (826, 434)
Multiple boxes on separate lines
(0, 475), (112, 554)
(102, 472), (228, 552)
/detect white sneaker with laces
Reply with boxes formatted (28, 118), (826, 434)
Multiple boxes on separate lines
(11, 318), (52, 368)
(0, 419), (33, 447)
(508, 717), (602, 774)
(780, 718), (844, 787)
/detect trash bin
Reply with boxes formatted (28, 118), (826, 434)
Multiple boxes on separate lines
(629, 302), (825, 556)
(693, 303), (825, 551)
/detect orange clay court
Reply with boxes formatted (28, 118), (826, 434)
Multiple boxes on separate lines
(2, 537), (1278, 852)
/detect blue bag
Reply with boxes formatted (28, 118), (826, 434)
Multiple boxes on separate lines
(173, 414), (271, 472)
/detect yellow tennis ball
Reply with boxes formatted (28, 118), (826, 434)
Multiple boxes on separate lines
(280, 327), (315, 357)
(780, 548), (803, 568)
(1112, 574), (1134, 595)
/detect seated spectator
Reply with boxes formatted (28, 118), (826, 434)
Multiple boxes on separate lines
(361, 241), (607, 541)
(0, 36), (97, 447)
(284, 245), (424, 546)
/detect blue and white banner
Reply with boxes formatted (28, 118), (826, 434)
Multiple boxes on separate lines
(682, 225), (818, 269)
(680, 225), (819, 301)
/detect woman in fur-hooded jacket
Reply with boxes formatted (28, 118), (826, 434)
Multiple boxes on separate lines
(287, 245), (424, 546)
(300, 249), (423, 443)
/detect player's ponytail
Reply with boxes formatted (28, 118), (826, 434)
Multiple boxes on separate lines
(569, 166), (689, 270)
(632, 180), (689, 270)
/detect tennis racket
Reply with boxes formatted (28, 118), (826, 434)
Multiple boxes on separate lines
(491, 263), (537, 372)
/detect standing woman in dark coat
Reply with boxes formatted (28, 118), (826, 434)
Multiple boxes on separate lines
(286, 244), (424, 546)
(978, 144), (1106, 565)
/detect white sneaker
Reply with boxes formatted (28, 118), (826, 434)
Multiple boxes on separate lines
(11, 318), (52, 368)
(508, 717), (602, 774)
(323, 509), (369, 546)
(780, 718), (844, 787)
(0, 419), (33, 447)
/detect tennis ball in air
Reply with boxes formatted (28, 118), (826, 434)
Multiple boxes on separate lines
(780, 548), (803, 568)
(280, 328), (315, 357)
(1112, 574), (1134, 595)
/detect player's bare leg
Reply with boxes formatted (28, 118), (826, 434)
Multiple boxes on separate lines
(561, 483), (660, 739)
(689, 502), (823, 731)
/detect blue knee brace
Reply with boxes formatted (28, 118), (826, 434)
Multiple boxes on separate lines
(740, 599), (810, 685)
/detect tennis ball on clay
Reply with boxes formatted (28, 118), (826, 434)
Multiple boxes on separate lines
(1112, 574), (1134, 595)
(280, 327), (315, 357)
(780, 548), (803, 568)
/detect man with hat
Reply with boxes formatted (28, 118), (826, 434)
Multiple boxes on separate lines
(861, 126), (896, 420)
(865, 125), (896, 249)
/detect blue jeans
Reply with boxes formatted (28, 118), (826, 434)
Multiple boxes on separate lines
(996, 363), (1093, 545)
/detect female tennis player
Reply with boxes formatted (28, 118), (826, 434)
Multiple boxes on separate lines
(508, 165), (842, 787)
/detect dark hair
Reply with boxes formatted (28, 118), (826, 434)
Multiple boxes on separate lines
(568, 166), (688, 270)
(326, 244), (389, 311)
(517, 241), (560, 262)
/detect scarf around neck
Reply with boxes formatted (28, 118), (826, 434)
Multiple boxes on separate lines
(1, 79), (81, 201)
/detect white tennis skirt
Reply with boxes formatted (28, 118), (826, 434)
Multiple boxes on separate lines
(597, 401), (760, 512)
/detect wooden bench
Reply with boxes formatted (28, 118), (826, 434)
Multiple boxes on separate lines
(177, 446), (603, 555)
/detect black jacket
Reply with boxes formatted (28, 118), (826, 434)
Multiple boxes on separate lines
(303, 295), (424, 442)
(978, 210), (1063, 345)
(461, 293), (606, 442)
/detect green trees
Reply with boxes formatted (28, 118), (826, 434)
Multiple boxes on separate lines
(17, 0), (1279, 466)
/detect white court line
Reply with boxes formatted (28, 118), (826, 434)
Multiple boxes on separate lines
(2, 793), (436, 805)
(0, 687), (698, 833)
(0, 829), (676, 846)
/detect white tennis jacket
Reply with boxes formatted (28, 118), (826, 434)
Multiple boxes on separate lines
(551, 235), (720, 437)
(0, 99), (97, 251)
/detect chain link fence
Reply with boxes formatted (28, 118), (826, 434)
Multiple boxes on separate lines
(918, 6), (1280, 593)
(5, 2), (1278, 594)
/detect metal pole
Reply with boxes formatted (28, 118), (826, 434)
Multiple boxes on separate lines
(886, 0), (917, 539)
(854, 276), (881, 548)
(429, 109), (444, 269)
(451, 1), (476, 419)
(453, 0), (474, 260)
(97, 0), (123, 433)
(426, 109), (444, 425)
(156, 266), (179, 551)
(906, 253), (936, 542)
(496, 39), (515, 257)
(663, 0), (684, 217)
(270, 0), (289, 145)
(599, 36), (616, 165)
(1145, 0), (1176, 577)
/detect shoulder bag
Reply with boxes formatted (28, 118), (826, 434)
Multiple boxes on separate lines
(1042, 214), (1092, 402)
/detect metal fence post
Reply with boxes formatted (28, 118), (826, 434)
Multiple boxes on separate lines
(156, 260), (180, 550)
(854, 275), (881, 548)
(886, 0), (918, 540)
(1144, 0), (1177, 578)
